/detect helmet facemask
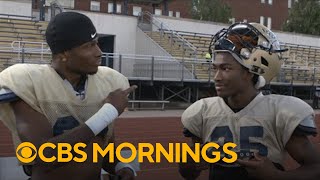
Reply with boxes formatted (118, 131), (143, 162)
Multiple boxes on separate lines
(209, 22), (287, 84)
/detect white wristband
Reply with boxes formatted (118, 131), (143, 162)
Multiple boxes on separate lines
(115, 162), (137, 176)
(85, 103), (119, 136)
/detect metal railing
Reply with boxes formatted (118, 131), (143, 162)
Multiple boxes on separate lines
(0, 13), (37, 21)
(11, 41), (50, 62)
(135, 27), (172, 57)
(138, 11), (198, 59)
(1, 40), (320, 85)
(50, 0), (66, 19)
(175, 30), (215, 39)
(102, 53), (212, 82)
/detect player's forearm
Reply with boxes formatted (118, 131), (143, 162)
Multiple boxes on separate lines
(178, 162), (202, 180)
(102, 150), (137, 177)
(34, 125), (96, 168)
(275, 164), (320, 180)
(102, 152), (119, 174)
(35, 103), (118, 168)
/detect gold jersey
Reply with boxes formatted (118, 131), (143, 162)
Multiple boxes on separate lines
(0, 64), (129, 150)
(182, 93), (315, 165)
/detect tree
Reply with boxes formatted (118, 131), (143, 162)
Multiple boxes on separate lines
(191, 0), (232, 23)
(282, 0), (320, 36)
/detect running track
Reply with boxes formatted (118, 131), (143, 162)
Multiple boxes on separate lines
(1, 114), (320, 180)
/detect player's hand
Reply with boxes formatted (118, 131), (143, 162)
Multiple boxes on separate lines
(116, 167), (135, 180)
(104, 85), (137, 115)
(237, 152), (279, 180)
(179, 143), (209, 171)
(178, 143), (209, 179)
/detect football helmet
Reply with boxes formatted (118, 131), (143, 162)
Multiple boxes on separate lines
(209, 22), (287, 83)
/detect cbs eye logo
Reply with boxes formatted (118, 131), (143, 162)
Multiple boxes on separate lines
(16, 142), (37, 163)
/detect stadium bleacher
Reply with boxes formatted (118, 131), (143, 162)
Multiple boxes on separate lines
(0, 7), (320, 180)
(0, 12), (320, 86)
(146, 31), (214, 80)
(0, 16), (50, 71)
(280, 43), (320, 85)
(144, 28), (320, 85)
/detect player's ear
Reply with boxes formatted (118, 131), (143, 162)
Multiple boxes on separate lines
(59, 51), (69, 62)
(250, 73), (255, 83)
(249, 72), (254, 79)
(244, 70), (254, 82)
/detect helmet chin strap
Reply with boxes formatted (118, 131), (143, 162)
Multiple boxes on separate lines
(255, 76), (266, 89)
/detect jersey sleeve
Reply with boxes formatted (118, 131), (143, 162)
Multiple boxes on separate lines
(276, 96), (315, 148)
(114, 72), (130, 90)
(0, 64), (42, 151)
(0, 64), (41, 112)
(97, 67), (130, 143)
(0, 88), (19, 103)
(98, 67), (130, 91)
(293, 114), (317, 136)
(181, 99), (205, 139)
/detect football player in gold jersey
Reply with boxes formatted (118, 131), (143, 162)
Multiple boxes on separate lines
(0, 12), (136, 180)
(179, 22), (320, 180)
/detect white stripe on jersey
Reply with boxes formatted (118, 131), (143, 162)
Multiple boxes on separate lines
(300, 115), (316, 128)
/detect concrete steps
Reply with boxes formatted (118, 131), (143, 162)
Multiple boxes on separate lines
(145, 31), (212, 80)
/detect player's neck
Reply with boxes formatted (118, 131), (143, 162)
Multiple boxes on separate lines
(226, 88), (259, 110)
(51, 63), (85, 89)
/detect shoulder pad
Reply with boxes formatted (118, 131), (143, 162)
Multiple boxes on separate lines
(0, 88), (19, 103)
